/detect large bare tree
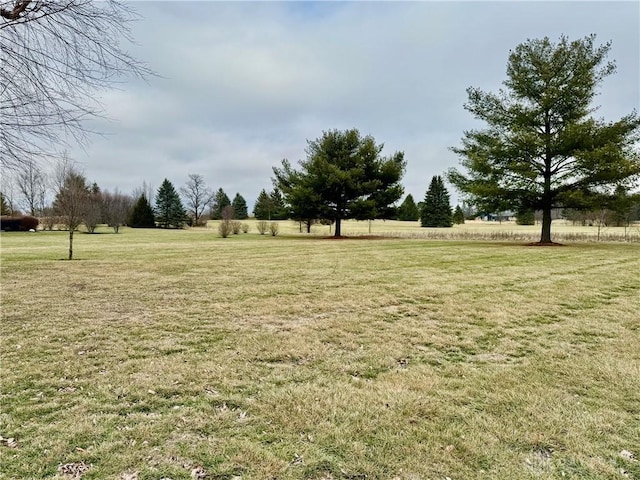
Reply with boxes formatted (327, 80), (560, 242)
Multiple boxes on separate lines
(16, 159), (46, 216)
(0, 0), (152, 169)
(180, 174), (214, 227)
(102, 189), (132, 233)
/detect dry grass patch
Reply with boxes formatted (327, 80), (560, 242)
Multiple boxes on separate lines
(1, 229), (639, 479)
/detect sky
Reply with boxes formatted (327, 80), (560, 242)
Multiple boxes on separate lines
(68, 1), (639, 209)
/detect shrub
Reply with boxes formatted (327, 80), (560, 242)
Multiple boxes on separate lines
(218, 220), (232, 238)
(241, 223), (250, 233)
(257, 220), (268, 235)
(0, 216), (20, 231)
(0, 216), (39, 231)
(193, 215), (209, 227)
(231, 220), (242, 235)
(41, 215), (56, 231)
(20, 216), (39, 231)
(269, 222), (279, 236)
(516, 209), (535, 225)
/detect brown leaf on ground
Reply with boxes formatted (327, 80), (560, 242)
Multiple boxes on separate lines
(58, 462), (91, 478)
(620, 450), (635, 461)
(0, 436), (18, 448)
(120, 472), (138, 480)
(190, 465), (207, 479)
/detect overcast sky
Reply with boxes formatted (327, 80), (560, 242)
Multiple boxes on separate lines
(69, 1), (639, 209)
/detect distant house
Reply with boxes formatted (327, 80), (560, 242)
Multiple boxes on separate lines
(479, 211), (515, 222)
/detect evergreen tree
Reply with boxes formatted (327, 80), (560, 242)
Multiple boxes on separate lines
(272, 129), (405, 236)
(232, 193), (249, 220)
(608, 186), (639, 227)
(452, 205), (465, 224)
(449, 35), (640, 244)
(269, 188), (288, 220)
(516, 209), (535, 225)
(129, 194), (155, 228)
(155, 179), (186, 228)
(211, 188), (231, 220)
(253, 189), (272, 220)
(0, 192), (11, 215)
(84, 182), (103, 233)
(421, 176), (452, 227)
(397, 194), (420, 221)
(272, 163), (321, 232)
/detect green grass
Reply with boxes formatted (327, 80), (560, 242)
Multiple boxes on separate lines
(1, 225), (639, 479)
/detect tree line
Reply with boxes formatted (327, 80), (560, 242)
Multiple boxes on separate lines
(2, 4), (639, 248)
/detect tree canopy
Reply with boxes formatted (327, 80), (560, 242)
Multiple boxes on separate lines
(232, 193), (248, 220)
(452, 205), (465, 225)
(155, 179), (186, 228)
(397, 194), (420, 221)
(421, 176), (453, 227)
(449, 34), (640, 244)
(0, 192), (11, 215)
(129, 194), (156, 228)
(210, 188), (231, 220)
(273, 128), (406, 237)
(253, 189), (272, 220)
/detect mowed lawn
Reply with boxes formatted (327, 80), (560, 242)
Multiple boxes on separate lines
(1, 226), (639, 479)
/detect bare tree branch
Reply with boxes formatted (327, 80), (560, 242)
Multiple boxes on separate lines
(0, 0), (153, 169)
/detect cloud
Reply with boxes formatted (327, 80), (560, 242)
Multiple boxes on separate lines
(67, 1), (639, 208)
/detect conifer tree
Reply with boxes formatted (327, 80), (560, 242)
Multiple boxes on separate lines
(232, 193), (249, 220)
(421, 176), (452, 227)
(129, 194), (155, 228)
(516, 209), (535, 225)
(449, 35), (640, 244)
(272, 129), (405, 236)
(155, 179), (186, 228)
(210, 188), (231, 220)
(452, 205), (465, 225)
(0, 192), (11, 216)
(253, 189), (272, 220)
(269, 188), (288, 220)
(397, 194), (420, 221)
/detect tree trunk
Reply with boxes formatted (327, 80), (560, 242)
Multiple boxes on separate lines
(68, 229), (74, 260)
(540, 115), (554, 245)
(334, 217), (341, 237)
(540, 208), (552, 244)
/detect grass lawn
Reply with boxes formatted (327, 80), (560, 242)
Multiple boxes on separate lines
(1, 225), (639, 479)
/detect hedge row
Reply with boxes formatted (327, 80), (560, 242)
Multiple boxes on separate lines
(0, 216), (40, 231)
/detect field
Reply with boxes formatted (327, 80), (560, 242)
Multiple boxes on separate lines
(1, 222), (639, 479)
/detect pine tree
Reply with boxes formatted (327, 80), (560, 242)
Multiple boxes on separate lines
(397, 194), (420, 221)
(0, 192), (11, 215)
(211, 188), (231, 220)
(232, 193), (248, 220)
(452, 205), (465, 224)
(516, 209), (535, 225)
(449, 35), (640, 244)
(272, 129), (405, 236)
(253, 189), (272, 220)
(129, 194), (156, 228)
(421, 176), (452, 227)
(155, 179), (186, 228)
(269, 188), (288, 220)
